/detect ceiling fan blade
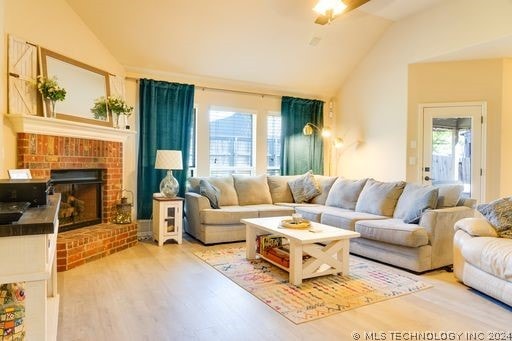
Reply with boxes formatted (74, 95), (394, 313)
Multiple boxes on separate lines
(342, 0), (370, 12)
(315, 15), (330, 25)
(314, 0), (371, 25)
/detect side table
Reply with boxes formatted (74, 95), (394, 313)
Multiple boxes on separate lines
(152, 194), (184, 246)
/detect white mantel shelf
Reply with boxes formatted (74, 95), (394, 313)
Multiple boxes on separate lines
(6, 113), (137, 143)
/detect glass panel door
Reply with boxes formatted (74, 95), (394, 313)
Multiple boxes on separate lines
(422, 105), (483, 201)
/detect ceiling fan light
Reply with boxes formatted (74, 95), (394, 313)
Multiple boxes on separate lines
(313, 0), (346, 15)
(333, 1), (348, 15)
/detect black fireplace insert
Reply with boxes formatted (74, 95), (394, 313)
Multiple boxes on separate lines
(51, 169), (103, 232)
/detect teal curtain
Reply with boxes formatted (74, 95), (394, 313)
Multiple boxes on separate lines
(137, 79), (195, 219)
(280, 96), (324, 175)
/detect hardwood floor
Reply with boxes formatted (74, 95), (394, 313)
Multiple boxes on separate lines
(57, 236), (512, 341)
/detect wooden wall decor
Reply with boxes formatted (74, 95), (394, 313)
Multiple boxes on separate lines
(8, 36), (38, 115)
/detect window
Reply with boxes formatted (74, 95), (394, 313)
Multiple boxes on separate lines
(187, 107), (197, 177)
(209, 109), (254, 176)
(267, 114), (281, 175)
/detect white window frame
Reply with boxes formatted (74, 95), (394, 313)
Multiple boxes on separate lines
(208, 106), (257, 176)
(266, 112), (281, 175)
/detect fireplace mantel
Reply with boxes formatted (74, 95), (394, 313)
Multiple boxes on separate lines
(7, 113), (136, 143)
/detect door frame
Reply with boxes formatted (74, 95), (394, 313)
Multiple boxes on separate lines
(417, 101), (487, 202)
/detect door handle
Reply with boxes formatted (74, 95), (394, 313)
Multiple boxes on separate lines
(424, 176), (435, 181)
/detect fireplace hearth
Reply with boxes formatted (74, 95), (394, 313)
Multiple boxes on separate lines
(51, 169), (103, 232)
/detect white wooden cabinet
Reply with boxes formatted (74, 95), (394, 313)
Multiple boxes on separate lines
(152, 194), (183, 246)
(0, 194), (60, 341)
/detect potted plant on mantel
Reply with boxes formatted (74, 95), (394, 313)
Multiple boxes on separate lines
(37, 76), (67, 118)
(91, 96), (134, 129)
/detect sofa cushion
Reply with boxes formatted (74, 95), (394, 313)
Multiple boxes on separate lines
(188, 176), (239, 206)
(325, 178), (367, 210)
(477, 197), (512, 238)
(310, 175), (338, 205)
(233, 174), (273, 205)
(436, 184), (463, 208)
(393, 183), (439, 224)
(274, 202), (321, 208)
(320, 210), (387, 231)
(199, 180), (220, 209)
(461, 236), (512, 282)
(294, 205), (337, 223)
(355, 179), (406, 216)
(267, 175), (299, 203)
(243, 204), (295, 218)
(200, 206), (259, 225)
(288, 171), (321, 203)
(355, 219), (429, 247)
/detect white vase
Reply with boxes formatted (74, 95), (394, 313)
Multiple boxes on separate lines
(48, 100), (56, 118)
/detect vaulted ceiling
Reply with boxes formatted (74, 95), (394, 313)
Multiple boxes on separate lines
(66, 0), (444, 96)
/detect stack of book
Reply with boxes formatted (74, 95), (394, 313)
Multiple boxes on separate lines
(256, 235), (309, 269)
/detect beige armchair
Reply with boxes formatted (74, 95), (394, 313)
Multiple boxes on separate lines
(454, 218), (512, 306)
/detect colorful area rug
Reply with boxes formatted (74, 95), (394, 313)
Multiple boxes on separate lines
(194, 247), (432, 324)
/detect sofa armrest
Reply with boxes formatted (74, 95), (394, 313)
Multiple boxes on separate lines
(185, 192), (211, 214)
(454, 217), (498, 237)
(419, 206), (474, 268)
(184, 192), (211, 239)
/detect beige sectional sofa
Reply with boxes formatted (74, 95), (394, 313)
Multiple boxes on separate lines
(453, 218), (512, 306)
(184, 174), (475, 272)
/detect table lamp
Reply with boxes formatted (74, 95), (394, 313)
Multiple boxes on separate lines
(155, 150), (183, 197)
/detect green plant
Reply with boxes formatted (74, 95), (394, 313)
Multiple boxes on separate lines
(37, 76), (66, 102)
(91, 96), (108, 119)
(91, 96), (133, 120)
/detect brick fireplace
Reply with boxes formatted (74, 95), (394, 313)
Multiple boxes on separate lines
(16, 132), (137, 271)
(16, 133), (122, 222)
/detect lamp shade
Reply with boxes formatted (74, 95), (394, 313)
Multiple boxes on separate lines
(155, 150), (183, 170)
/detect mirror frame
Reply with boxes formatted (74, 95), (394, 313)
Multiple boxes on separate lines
(40, 48), (112, 127)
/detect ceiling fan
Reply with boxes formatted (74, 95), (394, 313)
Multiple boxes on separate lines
(314, 0), (371, 25)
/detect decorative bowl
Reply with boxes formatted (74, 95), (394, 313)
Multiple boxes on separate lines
(280, 218), (311, 229)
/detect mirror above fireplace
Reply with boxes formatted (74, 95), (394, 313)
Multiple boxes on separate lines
(40, 48), (112, 127)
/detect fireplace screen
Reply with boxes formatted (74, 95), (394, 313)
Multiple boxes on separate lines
(51, 169), (103, 232)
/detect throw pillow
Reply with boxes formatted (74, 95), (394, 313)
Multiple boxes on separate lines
(325, 178), (367, 210)
(288, 171), (321, 203)
(199, 180), (220, 209)
(310, 175), (338, 205)
(233, 174), (273, 205)
(267, 175), (299, 203)
(393, 183), (439, 224)
(477, 197), (512, 238)
(355, 179), (406, 216)
(205, 176), (239, 206)
(436, 184), (463, 208)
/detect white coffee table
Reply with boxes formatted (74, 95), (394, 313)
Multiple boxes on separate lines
(242, 216), (360, 286)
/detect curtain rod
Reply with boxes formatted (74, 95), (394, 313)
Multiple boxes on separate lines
(125, 76), (281, 98)
(125, 76), (291, 99)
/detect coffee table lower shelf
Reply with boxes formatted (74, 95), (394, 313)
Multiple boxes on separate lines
(258, 244), (338, 277)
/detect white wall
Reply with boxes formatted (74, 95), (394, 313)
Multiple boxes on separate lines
(1, 0), (137, 202)
(0, 0), (6, 177)
(335, 0), (512, 184)
(408, 59), (504, 201)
